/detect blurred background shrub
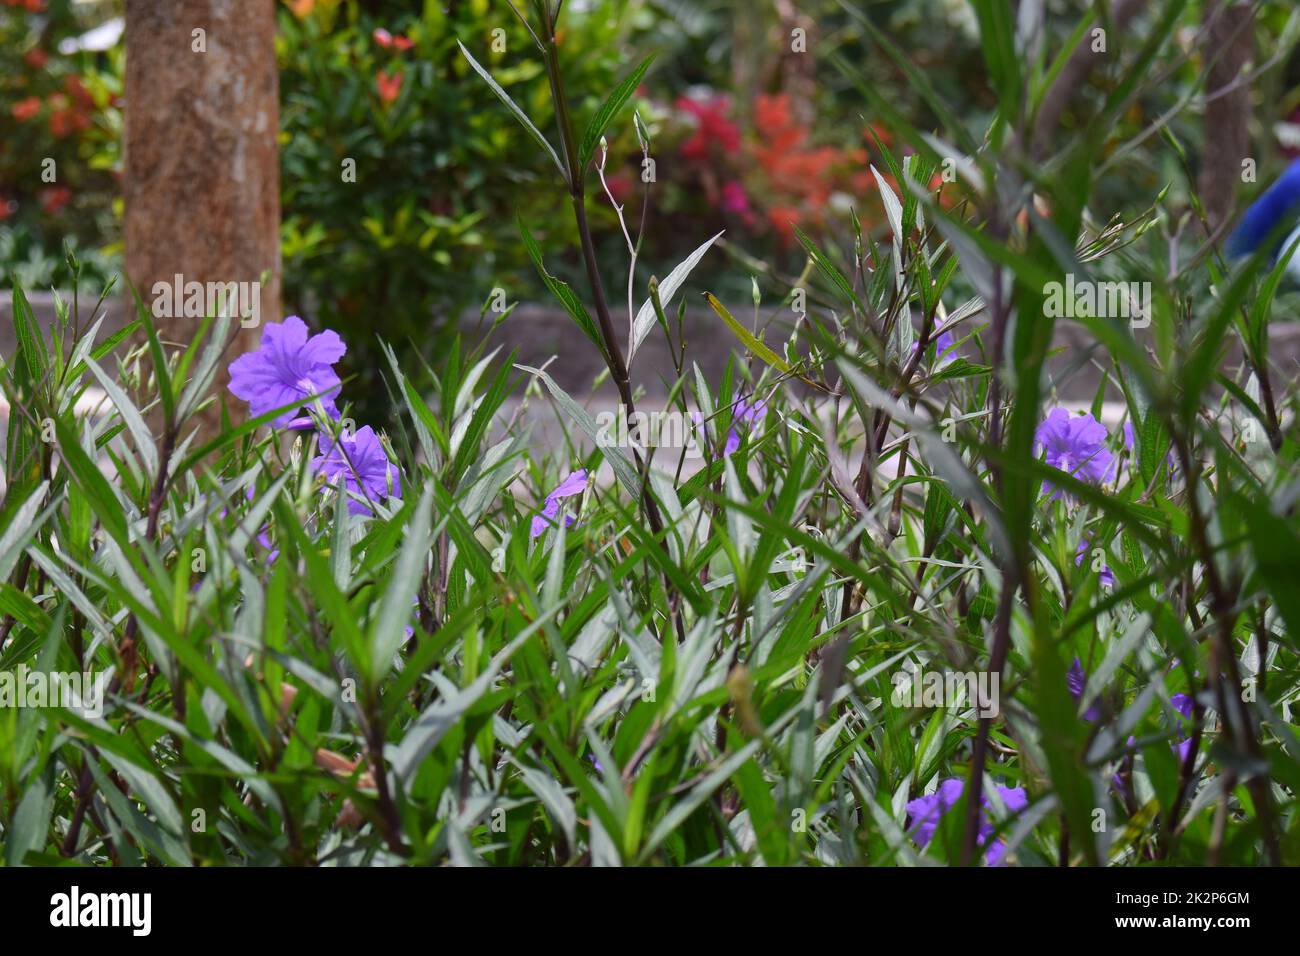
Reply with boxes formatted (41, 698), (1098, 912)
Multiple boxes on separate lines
(6, 0), (1300, 375)
(276, 0), (631, 385)
(0, 0), (121, 289)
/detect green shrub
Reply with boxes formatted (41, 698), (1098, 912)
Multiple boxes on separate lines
(277, 0), (635, 406)
(0, 0), (1297, 869)
(0, 0), (121, 289)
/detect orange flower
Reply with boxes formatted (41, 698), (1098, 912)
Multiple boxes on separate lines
(376, 70), (403, 105)
(285, 0), (315, 17)
(767, 205), (804, 244)
(11, 96), (41, 122)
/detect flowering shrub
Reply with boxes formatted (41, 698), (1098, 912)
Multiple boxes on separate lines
(0, 3), (1298, 869)
(623, 89), (885, 247)
(0, 0), (120, 286)
(276, 0), (631, 412)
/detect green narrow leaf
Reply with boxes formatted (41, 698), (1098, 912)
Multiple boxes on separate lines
(629, 231), (724, 361)
(705, 293), (791, 375)
(518, 217), (604, 351)
(371, 488), (435, 680)
(457, 39), (565, 178)
(579, 54), (655, 171)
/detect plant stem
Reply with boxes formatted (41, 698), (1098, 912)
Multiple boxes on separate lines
(539, 16), (666, 542)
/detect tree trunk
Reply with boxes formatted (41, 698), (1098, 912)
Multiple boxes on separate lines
(123, 0), (280, 430)
(1198, 1), (1255, 232)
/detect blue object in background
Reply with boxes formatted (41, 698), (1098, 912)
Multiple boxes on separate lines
(1226, 158), (1300, 276)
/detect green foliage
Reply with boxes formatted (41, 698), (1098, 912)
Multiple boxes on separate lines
(0, 0), (122, 288)
(1, 1), (1299, 869)
(277, 0), (634, 412)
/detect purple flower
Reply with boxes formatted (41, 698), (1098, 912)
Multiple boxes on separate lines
(247, 487), (280, 562)
(1036, 407), (1115, 498)
(1075, 660), (1200, 776)
(905, 777), (1027, 866)
(312, 426), (402, 516)
(530, 469), (588, 538)
(911, 330), (958, 366)
(221, 486), (279, 562)
(1171, 693), (1196, 764)
(736, 396), (768, 426)
(227, 316), (345, 428)
(723, 395), (769, 455)
(1074, 538), (1115, 588)
(1067, 657), (1102, 721)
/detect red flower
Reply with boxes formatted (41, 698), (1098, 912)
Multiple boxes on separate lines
(677, 95), (741, 162)
(64, 75), (95, 110)
(49, 109), (77, 137)
(39, 186), (72, 215)
(749, 93), (849, 231)
(24, 48), (48, 70)
(720, 180), (756, 226)
(11, 97), (41, 122)
(605, 172), (633, 204)
(376, 70), (403, 105)
(373, 28), (413, 51)
(766, 205), (804, 244)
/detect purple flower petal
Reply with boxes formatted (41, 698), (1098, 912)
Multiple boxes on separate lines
(1036, 407), (1115, 498)
(227, 316), (346, 428)
(911, 330), (958, 366)
(312, 426), (402, 516)
(549, 469), (588, 500)
(906, 777), (1026, 866)
(722, 393), (766, 456)
(1067, 657), (1102, 722)
(1075, 538), (1115, 589)
(530, 470), (588, 538)
(905, 777), (965, 849)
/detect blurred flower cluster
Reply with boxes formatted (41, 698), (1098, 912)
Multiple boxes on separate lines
(0, 0), (120, 286)
(601, 85), (958, 267)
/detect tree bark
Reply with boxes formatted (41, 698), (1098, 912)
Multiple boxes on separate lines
(1031, 0), (1148, 159)
(123, 0), (280, 429)
(1198, 1), (1255, 232)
